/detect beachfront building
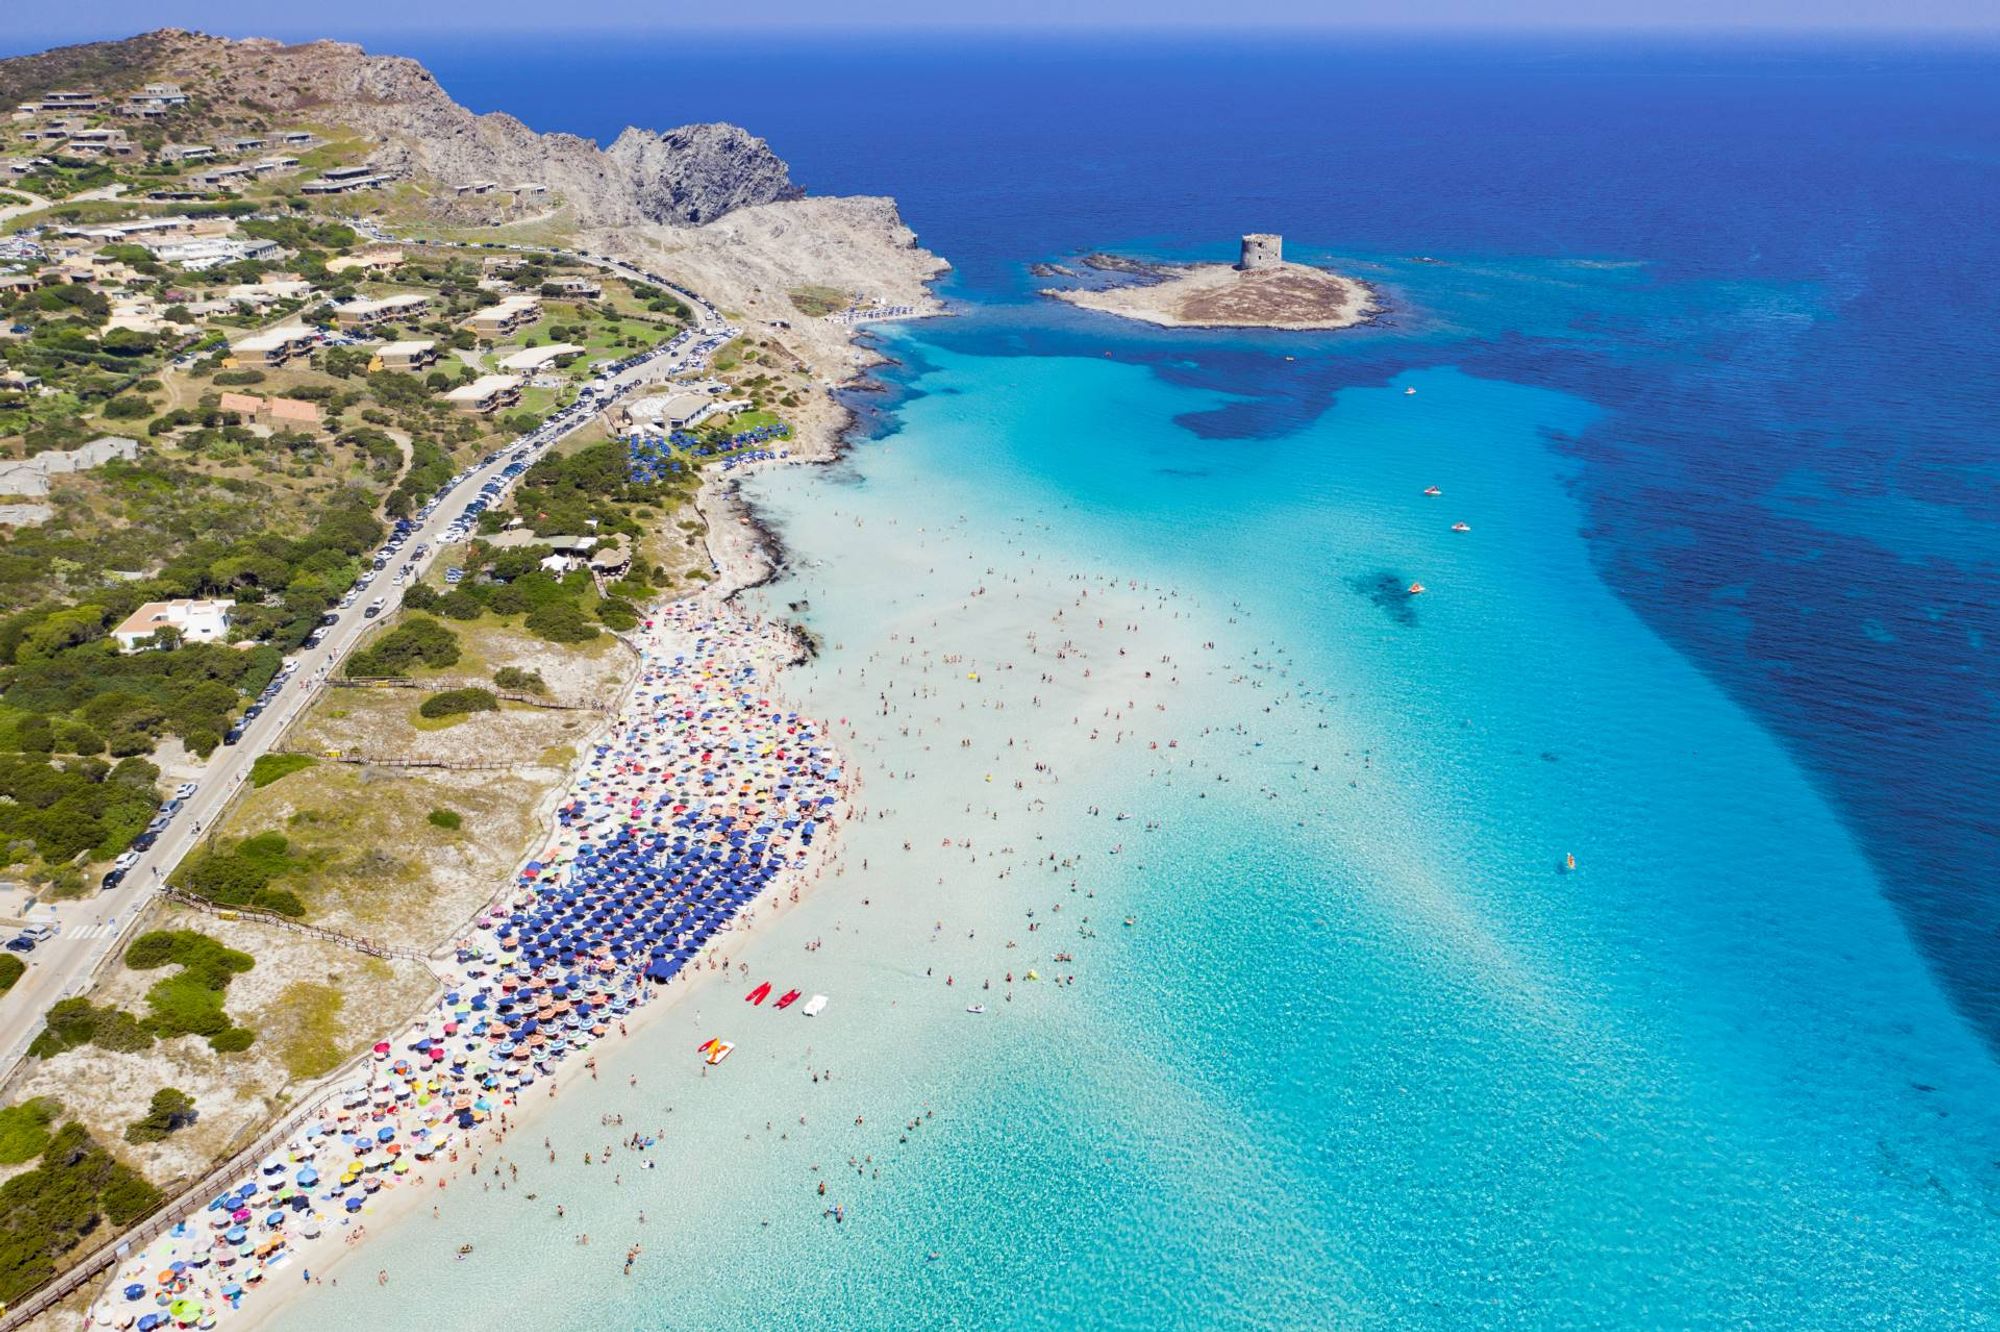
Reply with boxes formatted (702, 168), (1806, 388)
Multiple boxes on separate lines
(444, 374), (524, 414)
(622, 392), (746, 434)
(371, 340), (438, 373)
(463, 294), (541, 339)
(226, 325), (318, 368)
(543, 276), (602, 299)
(112, 598), (234, 651)
(331, 292), (429, 330)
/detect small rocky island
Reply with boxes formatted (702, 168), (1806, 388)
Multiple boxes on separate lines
(1048, 234), (1377, 331)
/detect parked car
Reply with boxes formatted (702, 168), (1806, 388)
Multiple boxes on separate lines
(5, 936), (35, 954)
(101, 868), (126, 890)
(173, 782), (198, 800)
(19, 924), (54, 942)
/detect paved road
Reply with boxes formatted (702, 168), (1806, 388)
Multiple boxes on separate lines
(0, 232), (737, 1082)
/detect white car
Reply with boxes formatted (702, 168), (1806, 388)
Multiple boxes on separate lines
(173, 782), (198, 800)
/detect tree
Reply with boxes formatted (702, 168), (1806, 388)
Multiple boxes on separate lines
(124, 1088), (197, 1144)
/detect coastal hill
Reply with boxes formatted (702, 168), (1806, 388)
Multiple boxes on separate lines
(0, 29), (798, 226)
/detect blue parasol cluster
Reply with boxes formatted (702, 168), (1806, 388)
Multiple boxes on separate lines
(624, 420), (792, 483)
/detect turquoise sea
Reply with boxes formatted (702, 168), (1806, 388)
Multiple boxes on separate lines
(266, 35), (2000, 1330)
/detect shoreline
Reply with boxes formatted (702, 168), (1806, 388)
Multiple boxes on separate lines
(84, 459), (860, 1332)
(65, 219), (948, 1329)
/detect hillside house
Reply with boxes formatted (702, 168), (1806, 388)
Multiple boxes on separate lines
(112, 599), (234, 651)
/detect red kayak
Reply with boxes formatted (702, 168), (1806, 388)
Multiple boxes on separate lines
(774, 989), (801, 1010)
(746, 982), (772, 1005)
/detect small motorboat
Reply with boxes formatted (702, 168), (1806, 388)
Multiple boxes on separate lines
(966, 1004), (986, 1014)
(745, 982), (772, 1005)
(1451, 522), (1471, 532)
(774, 989), (801, 1009)
(1422, 486), (1442, 497)
(1404, 386), (1417, 396)
(1407, 582), (1426, 595)
(800, 994), (828, 1017)
(705, 1041), (734, 1065)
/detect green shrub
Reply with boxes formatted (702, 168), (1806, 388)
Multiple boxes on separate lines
(596, 597), (639, 631)
(208, 1027), (255, 1053)
(524, 601), (598, 644)
(250, 753), (316, 788)
(492, 666), (548, 695)
(124, 1088), (196, 1144)
(0, 1098), (60, 1164)
(418, 687), (497, 720)
(0, 1123), (161, 1301)
(427, 808), (462, 830)
(124, 930), (254, 1045)
(212, 369), (266, 386)
(27, 998), (153, 1059)
(0, 954), (22, 993)
(101, 396), (153, 420)
(345, 616), (460, 678)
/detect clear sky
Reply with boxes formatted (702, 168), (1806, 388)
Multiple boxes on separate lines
(4, 0), (1996, 46)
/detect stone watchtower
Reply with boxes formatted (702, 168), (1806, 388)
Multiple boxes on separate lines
(1238, 233), (1282, 271)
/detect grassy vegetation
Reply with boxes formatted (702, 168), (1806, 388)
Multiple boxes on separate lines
(426, 808), (461, 831)
(0, 953), (22, 993)
(787, 285), (846, 318)
(267, 980), (345, 1080)
(249, 752), (316, 788)
(0, 1098), (60, 1165)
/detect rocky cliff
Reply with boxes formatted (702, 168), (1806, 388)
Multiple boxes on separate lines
(0, 29), (800, 226)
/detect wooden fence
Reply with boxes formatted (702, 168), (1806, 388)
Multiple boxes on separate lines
(160, 889), (430, 962)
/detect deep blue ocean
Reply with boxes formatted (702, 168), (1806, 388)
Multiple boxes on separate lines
(408, 31), (2000, 1053)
